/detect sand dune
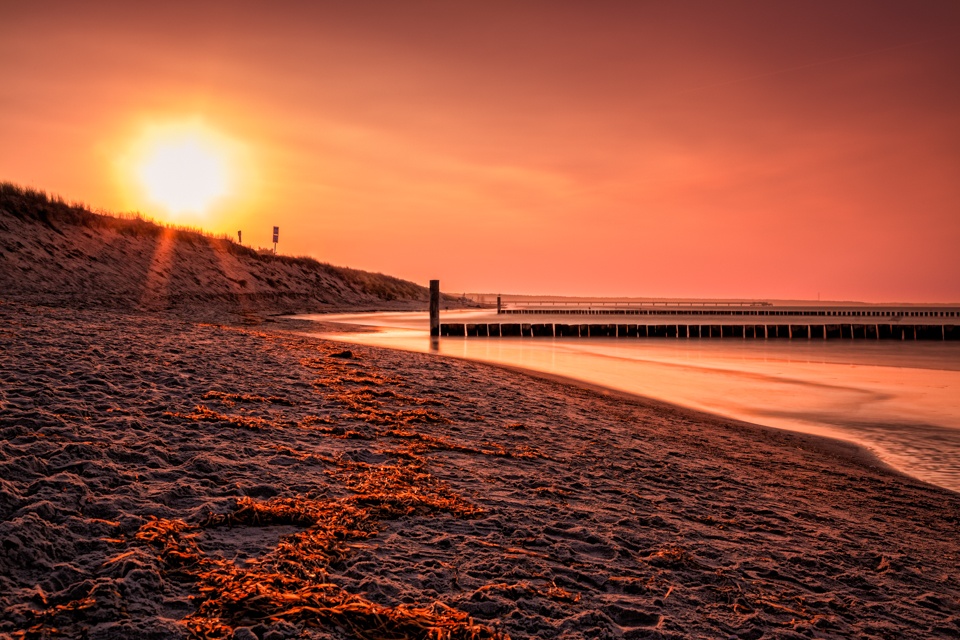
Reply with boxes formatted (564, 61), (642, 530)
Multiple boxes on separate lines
(0, 184), (445, 319)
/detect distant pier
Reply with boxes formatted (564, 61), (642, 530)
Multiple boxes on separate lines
(440, 300), (960, 340)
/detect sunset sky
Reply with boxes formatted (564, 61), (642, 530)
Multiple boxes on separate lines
(3, 1), (959, 302)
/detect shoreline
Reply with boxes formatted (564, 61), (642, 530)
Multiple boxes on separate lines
(2, 301), (959, 638)
(483, 362), (922, 489)
(305, 319), (955, 497)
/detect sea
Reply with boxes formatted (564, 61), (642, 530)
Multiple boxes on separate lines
(300, 310), (960, 494)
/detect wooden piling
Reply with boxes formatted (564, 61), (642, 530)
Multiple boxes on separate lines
(429, 280), (440, 337)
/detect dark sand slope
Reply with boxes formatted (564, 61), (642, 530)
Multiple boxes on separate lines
(0, 184), (442, 318)
(1, 301), (958, 639)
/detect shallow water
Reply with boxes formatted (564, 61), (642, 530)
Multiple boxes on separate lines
(301, 310), (960, 493)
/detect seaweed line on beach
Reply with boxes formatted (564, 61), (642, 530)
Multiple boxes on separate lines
(124, 458), (504, 640)
(8, 328), (545, 639)
(18, 457), (508, 640)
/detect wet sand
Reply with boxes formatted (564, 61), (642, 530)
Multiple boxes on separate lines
(2, 301), (959, 639)
(301, 310), (960, 493)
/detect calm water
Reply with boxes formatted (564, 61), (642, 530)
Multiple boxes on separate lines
(301, 310), (960, 493)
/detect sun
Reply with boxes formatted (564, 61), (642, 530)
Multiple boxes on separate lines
(121, 120), (245, 219)
(138, 136), (228, 214)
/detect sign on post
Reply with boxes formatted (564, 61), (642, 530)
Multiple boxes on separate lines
(272, 226), (279, 254)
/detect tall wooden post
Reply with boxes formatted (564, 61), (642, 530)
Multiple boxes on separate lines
(430, 280), (440, 337)
(497, 295), (502, 314)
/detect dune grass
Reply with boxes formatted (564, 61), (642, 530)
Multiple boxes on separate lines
(0, 181), (429, 303)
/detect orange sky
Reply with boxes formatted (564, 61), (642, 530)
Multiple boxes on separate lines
(3, 1), (959, 301)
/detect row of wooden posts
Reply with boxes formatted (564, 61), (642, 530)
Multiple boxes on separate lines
(427, 283), (959, 340)
(438, 322), (959, 340)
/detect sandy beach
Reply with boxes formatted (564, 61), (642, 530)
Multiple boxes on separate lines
(2, 300), (958, 639)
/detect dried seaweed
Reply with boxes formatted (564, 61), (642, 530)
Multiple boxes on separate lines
(344, 408), (451, 427)
(203, 390), (294, 406)
(340, 461), (484, 519)
(127, 462), (500, 639)
(299, 356), (403, 388)
(383, 429), (542, 460)
(12, 597), (97, 640)
(266, 443), (337, 465)
(164, 405), (282, 431)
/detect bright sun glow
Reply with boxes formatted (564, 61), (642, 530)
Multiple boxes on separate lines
(122, 120), (246, 219)
(139, 137), (228, 214)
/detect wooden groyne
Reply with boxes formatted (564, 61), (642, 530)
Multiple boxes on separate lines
(499, 303), (958, 320)
(439, 301), (960, 340)
(440, 322), (960, 340)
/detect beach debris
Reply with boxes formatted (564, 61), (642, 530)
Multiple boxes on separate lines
(299, 356), (403, 387)
(164, 405), (286, 431)
(121, 457), (500, 639)
(382, 429), (542, 460)
(266, 443), (337, 465)
(338, 460), (484, 519)
(13, 596), (97, 639)
(346, 407), (451, 426)
(203, 390), (294, 406)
